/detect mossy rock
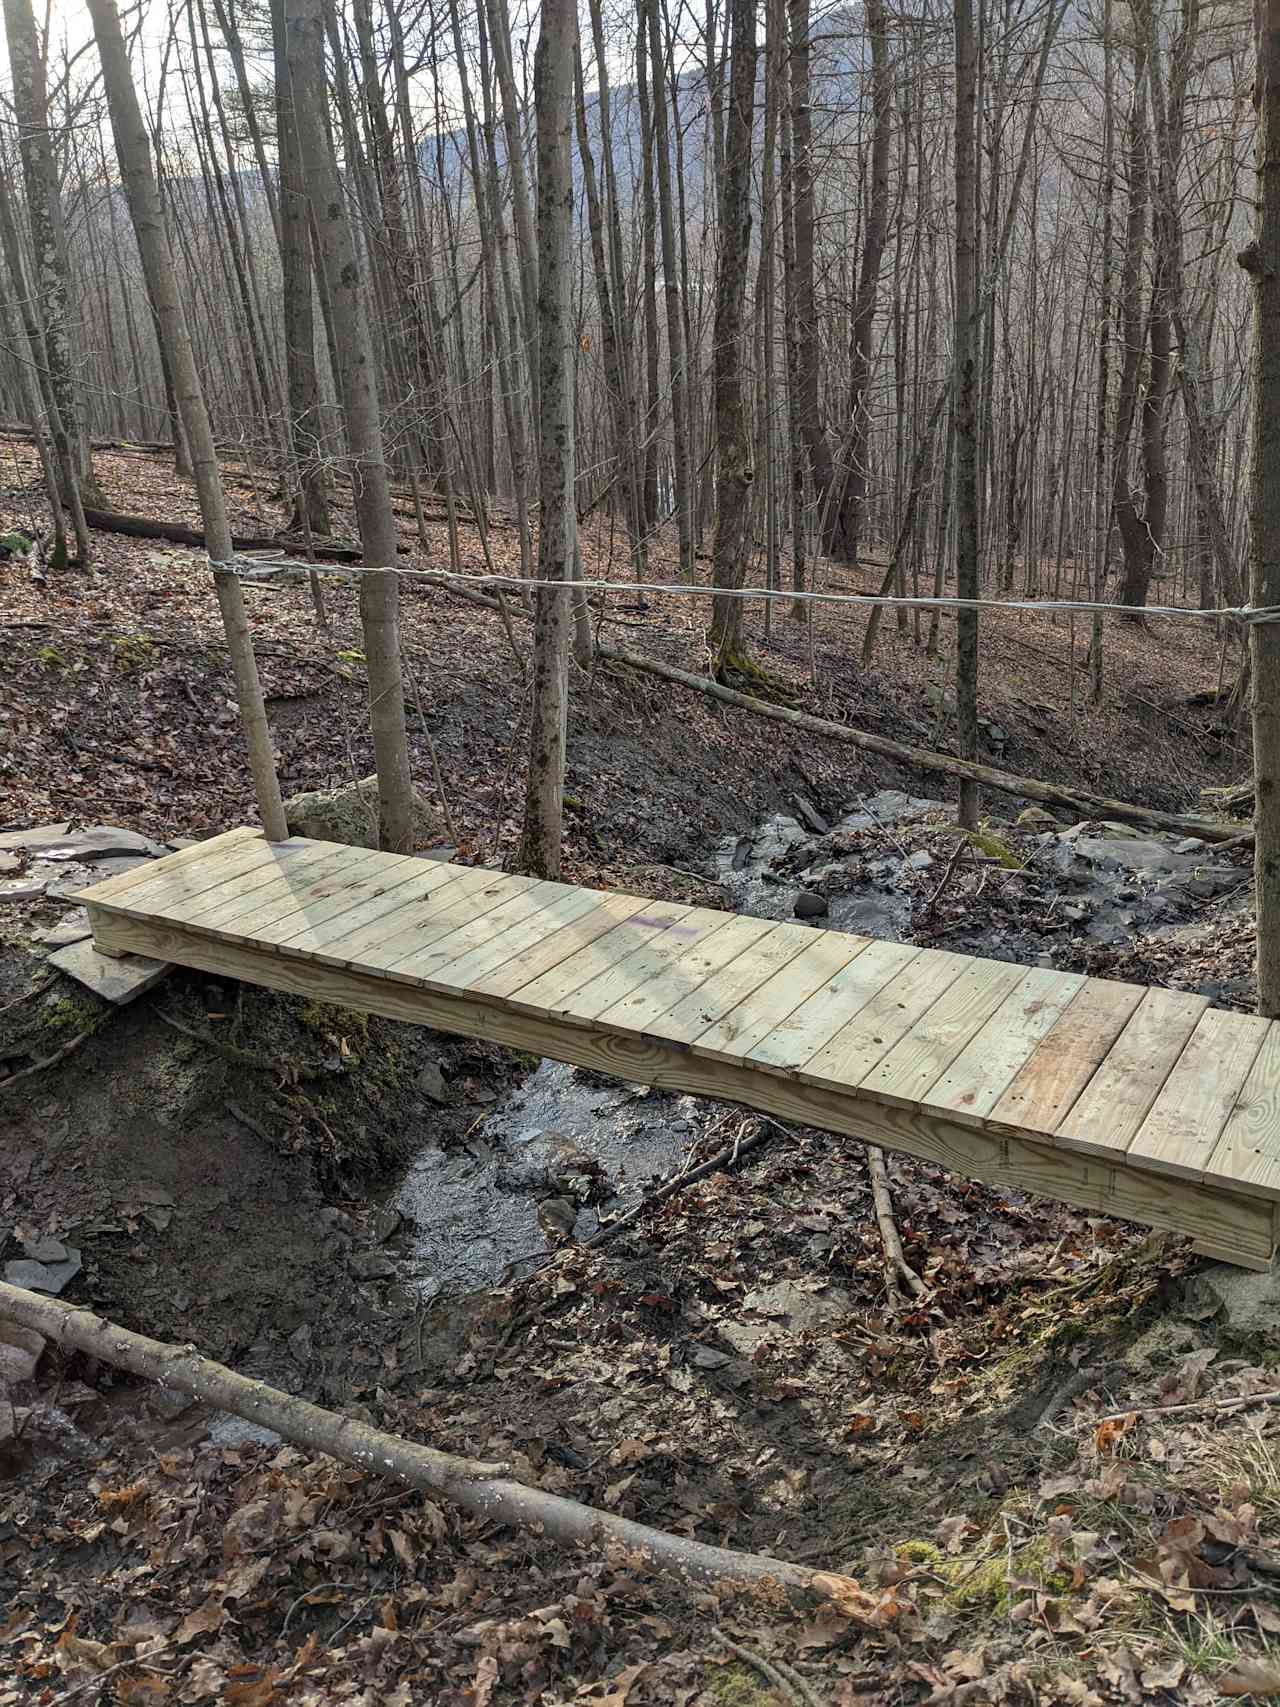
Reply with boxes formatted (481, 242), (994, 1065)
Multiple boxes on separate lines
(284, 774), (445, 852)
(702, 1662), (782, 1706)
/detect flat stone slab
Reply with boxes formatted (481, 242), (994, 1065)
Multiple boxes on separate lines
(0, 824), (165, 860)
(47, 937), (171, 1004)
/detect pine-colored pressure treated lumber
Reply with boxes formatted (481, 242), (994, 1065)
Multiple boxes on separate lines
(1127, 1008), (1271, 1181)
(1055, 987), (1210, 1155)
(1207, 1024), (1280, 1199)
(927, 968), (1086, 1124)
(596, 912), (779, 1032)
(747, 938), (920, 1075)
(987, 978), (1146, 1136)
(78, 834), (1280, 1270)
(78, 825), (261, 903)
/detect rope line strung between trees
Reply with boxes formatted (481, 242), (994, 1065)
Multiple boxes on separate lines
(208, 554), (1280, 626)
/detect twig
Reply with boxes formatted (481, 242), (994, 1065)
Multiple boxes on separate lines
(0, 973), (57, 1014)
(155, 1007), (319, 1080)
(866, 1146), (927, 1301)
(49, 1649), (175, 1705)
(225, 1101), (276, 1147)
(0, 1022), (101, 1091)
(919, 836), (969, 919)
(1097, 1388), (1280, 1425)
(711, 1630), (818, 1707)
(583, 1124), (778, 1250)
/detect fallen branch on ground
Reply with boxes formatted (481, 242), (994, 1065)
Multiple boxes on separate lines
(1097, 1388), (1280, 1424)
(0, 1282), (880, 1612)
(81, 507), (384, 566)
(595, 641), (1248, 845)
(866, 1146), (928, 1305)
(583, 1123), (775, 1250)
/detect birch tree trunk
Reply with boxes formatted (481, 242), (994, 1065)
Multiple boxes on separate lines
(516, 0), (576, 878)
(284, 0), (415, 855)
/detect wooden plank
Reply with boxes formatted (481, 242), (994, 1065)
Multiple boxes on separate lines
(926, 968), (1087, 1125)
(74, 826), (261, 904)
(1205, 1023), (1280, 1201)
(504, 901), (697, 1015)
(389, 878), (574, 979)
(467, 891), (657, 1001)
(686, 929), (874, 1064)
(335, 867), (539, 974)
(173, 843), (361, 935)
(262, 858), (480, 960)
(800, 947), (970, 1090)
(1128, 1007), (1271, 1182)
(91, 831), (303, 915)
(594, 912), (779, 1033)
(747, 938), (920, 1076)
(556, 907), (746, 1025)
(83, 902), (1279, 1269)
(1056, 987), (1210, 1157)
(242, 848), (413, 950)
(987, 978), (1146, 1138)
(433, 884), (609, 992)
(856, 956), (1026, 1107)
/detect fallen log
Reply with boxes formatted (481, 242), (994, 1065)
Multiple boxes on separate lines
(81, 507), (398, 567)
(595, 641), (1250, 846)
(0, 1281), (879, 1614)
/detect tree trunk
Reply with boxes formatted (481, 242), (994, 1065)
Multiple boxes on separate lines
(517, 0), (576, 878)
(272, 0), (330, 536)
(953, 0), (981, 828)
(86, 0), (286, 843)
(708, 0), (758, 671)
(285, 0), (415, 854)
(826, 0), (892, 565)
(1248, 0), (1280, 1014)
(2, 0), (92, 500)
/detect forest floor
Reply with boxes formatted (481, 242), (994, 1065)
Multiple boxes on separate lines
(1, 438), (1277, 1707)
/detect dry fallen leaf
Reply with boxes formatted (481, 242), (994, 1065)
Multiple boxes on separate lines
(1221, 1662), (1280, 1697)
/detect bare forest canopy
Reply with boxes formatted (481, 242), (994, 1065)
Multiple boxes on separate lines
(0, 0), (1257, 618)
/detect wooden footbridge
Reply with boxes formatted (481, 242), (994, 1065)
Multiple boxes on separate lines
(79, 826), (1280, 1270)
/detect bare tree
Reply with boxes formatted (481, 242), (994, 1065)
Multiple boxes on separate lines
(517, 0), (576, 877)
(284, 0), (415, 854)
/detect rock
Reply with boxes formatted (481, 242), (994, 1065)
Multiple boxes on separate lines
(0, 1322), (44, 1384)
(348, 1250), (397, 1281)
(791, 795), (830, 835)
(284, 774), (444, 852)
(373, 1206), (402, 1243)
(39, 909), (92, 948)
(4, 1247), (81, 1295)
(287, 1323), (314, 1363)
(47, 938), (171, 1005)
(416, 1059), (450, 1104)
(21, 1236), (67, 1263)
(793, 891), (829, 920)
(742, 1279), (854, 1333)
(906, 850), (933, 870)
(0, 880), (49, 903)
(1182, 1262), (1280, 1350)
(0, 824), (164, 860)
(1173, 837), (1207, 855)
(691, 1346), (732, 1370)
(537, 1196), (578, 1243)
(0, 853), (18, 875)
(1017, 807), (1058, 827)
